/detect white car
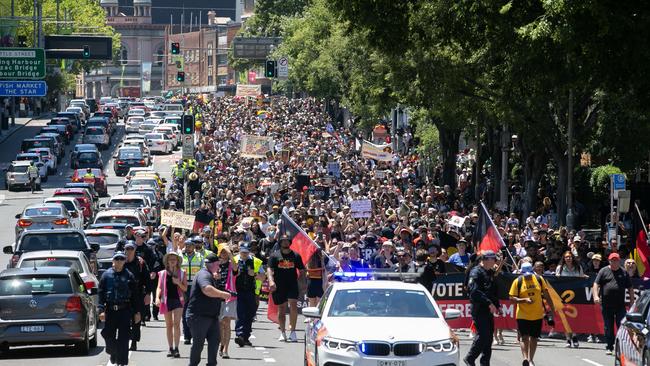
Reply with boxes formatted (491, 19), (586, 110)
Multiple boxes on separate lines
(15, 153), (48, 180)
(27, 148), (57, 174)
(82, 126), (110, 150)
(105, 194), (157, 224)
(144, 133), (173, 154)
(127, 108), (146, 118)
(4, 161), (41, 191)
(138, 122), (158, 135)
(125, 116), (145, 133)
(153, 125), (179, 147)
(43, 196), (85, 229)
(303, 279), (461, 366)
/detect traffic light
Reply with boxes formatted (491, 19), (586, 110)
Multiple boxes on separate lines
(82, 45), (90, 58)
(182, 115), (195, 134)
(265, 60), (276, 78)
(171, 42), (180, 55)
(176, 71), (185, 82)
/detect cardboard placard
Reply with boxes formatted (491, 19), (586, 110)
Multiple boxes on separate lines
(350, 199), (372, 218)
(161, 210), (195, 230)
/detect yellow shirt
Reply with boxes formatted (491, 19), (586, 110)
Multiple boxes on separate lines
(508, 274), (546, 320)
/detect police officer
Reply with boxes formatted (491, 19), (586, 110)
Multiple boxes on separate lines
(124, 242), (150, 351)
(27, 161), (39, 193)
(464, 250), (500, 366)
(132, 229), (157, 321)
(83, 167), (95, 179)
(234, 244), (264, 347)
(181, 238), (204, 344)
(98, 251), (140, 366)
(115, 225), (136, 252)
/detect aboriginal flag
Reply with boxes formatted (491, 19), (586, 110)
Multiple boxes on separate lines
(633, 203), (650, 277)
(279, 212), (319, 266)
(471, 202), (505, 253)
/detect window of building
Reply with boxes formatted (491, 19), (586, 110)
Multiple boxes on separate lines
(208, 75), (213, 86)
(207, 43), (213, 66)
(155, 46), (164, 67)
(217, 54), (227, 66)
(218, 76), (227, 85)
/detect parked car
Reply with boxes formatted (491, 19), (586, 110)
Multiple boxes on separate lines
(84, 229), (123, 275)
(113, 147), (148, 176)
(144, 132), (173, 154)
(70, 168), (108, 197)
(4, 161), (41, 191)
(43, 196), (85, 229)
(15, 203), (77, 240)
(0, 267), (98, 354)
(15, 153), (48, 181)
(27, 147), (57, 175)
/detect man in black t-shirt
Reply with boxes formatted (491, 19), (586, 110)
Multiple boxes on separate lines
(592, 252), (634, 355)
(268, 235), (305, 343)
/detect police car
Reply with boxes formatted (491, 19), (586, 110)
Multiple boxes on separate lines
(303, 273), (461, 366)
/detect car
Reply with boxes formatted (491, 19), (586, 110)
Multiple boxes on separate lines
(15, 153), (48, 180)
(82, 126), (109, 150)
(164, 116), (182, 126)
(0, 267), (98, 354)
(63, 182), (100, 204)
(93, 209), (148, 228)
(92, 111), (116, 129)
(85, 116), (112, 136)
(161, 103), (183, 117)
(113, 147), (148, 176)
(616, 289), (650, 365)
(27, 147), (57, 174)
(126, 189), (162, 219)
(144, 132), (173, 154)
(74, 150), (104, 170)
(84, 229), (123, 275)
(53, 188), (96, 222)
(70, 144), (99, 167)
(149, 111), (166, 119)
(70, 168), (108, 197)
(125, 176), (162, 199)
(4, 161), (41, 191)
(125, 116), (145, 133)
(56, 112), (81, 132)
(48, 117), (74, 141)
(15, 203), (78, 240)
(84, 98), (98, 113)
(120, 138), (151, 163)
(40, 125), (70, 145)
(127, 108), (146, 118)
(302, 278), (461, 366)
(66, 106), (86, 123)
(34, 133), (65, 159)
(138, 122), (158, 135)
(16, 250), (99, 305)
(20, 138), (59, 162)
(43, 197), (85, 229)
(153, 125), (179, 147)
(104, 194), (157, 224)
(3, 229), (99, 269)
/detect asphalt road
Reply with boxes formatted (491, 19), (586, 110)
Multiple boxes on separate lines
(0, 119), (616, 366)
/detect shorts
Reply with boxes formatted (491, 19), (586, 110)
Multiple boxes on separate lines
(517, 319), (543, 338)
(219, 299), (237, 320)
(166, 297), (183, 312)
(307, 278), (324, 298)
(271, 283), (299, 305)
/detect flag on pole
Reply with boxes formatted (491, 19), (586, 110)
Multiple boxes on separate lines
(279, 212), (319, 266)
(471, 202), (506, 253)
(633, 203), (650, 277)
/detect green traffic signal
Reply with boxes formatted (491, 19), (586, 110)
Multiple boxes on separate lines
(83, 45), (90, 58)
(176, 71), (185, 82)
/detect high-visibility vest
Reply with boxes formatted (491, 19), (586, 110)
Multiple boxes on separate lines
(235, 254), (264, 295)
(181, 252), (204, 284)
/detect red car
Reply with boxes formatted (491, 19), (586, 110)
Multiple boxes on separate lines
(71, 168), (108, 197)
(53, 188), (95, 221)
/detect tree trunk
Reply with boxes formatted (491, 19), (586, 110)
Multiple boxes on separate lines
(437, 124), (461, 189)
(553, 153), (568, 227)
(487, 128), (501, 207)
(520, 140), (546, 221)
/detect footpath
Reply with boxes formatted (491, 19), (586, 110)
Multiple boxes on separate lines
(0, 113), (52, 144)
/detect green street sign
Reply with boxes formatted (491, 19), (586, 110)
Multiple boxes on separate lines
(0, 48), (46, 79)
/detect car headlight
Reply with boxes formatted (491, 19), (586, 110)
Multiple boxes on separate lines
(323, 337), (356, 352)
(426, 339), (457, 352)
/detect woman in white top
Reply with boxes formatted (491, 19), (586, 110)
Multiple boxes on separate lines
(555, 251), (584, 348)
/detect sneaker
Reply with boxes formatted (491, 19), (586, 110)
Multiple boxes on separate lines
(572, 337), (579, 348)
(565, 340), (573, 348)
(606, 350), (613, 355)
(587, 335), (594, 343)
(289, 330), (298, 342)
(278, 332), (287, 342)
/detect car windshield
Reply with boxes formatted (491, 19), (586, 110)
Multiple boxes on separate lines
(25, 207), (62, 216)
(46, 200), (76, 211)
(0, 275), (72, 295)
(86, 128), (104, 135)
(86, 234), (119, 245)
(127, 191), (156, 203)
(327, 289), (438, 318)
(145, 133), (163, 140)
(19, 258), (83, 274)
(109, 199), (145, 208)
(9, 165), (29, 173)
(20, 233), (87, 252)
(129, 180), (156, 188)
(94, 215), (140, 225)
(78, 152), (98, 161)
(119, 150), (142, 159)
(16, 155), (38, 162)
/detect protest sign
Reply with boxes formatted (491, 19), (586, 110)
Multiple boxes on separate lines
(350, 199), (372, 218)
(240, 135), (274, 158)
(361, 140), (394, 162)
(236, 84), (262, 97)
(161, 210), (195, 230)
(327, 161), (340, 178)
(307, 185), (330, 200)
(448, 215), (466, 228)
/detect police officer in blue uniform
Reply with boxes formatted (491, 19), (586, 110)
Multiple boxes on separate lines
(98, 251), (140, 366)
(464, 250), (501, 366)
(123, 242), (151, 351)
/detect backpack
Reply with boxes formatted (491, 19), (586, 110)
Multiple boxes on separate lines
(516, 273), (545, 295)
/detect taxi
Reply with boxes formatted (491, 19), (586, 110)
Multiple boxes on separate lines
(303, 275), (461, 366)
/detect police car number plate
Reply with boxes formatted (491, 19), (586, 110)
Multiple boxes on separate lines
(377, 361), (406, 366)
(20, 325), (44, 332)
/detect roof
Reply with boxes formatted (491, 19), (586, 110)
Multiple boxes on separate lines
(84, 228), (122, 235)
(331, 280), (427, 291)
(0, 266), (75, 278)
(54, 188), (88, 194)
(11, 160), (32, 166)
(95, 208), (143, 216)
(24, 202), (65, 210)
(110, 194), (147, 200)
(19, 250), (83, 259)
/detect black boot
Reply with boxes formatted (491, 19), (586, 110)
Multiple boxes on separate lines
(129, 341), (137, 351)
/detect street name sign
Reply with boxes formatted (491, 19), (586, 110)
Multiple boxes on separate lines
(0, 81), (47, 96)
(0, 48), (46, 79)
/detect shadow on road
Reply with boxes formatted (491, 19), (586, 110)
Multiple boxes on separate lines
(0, 344), (104, 359)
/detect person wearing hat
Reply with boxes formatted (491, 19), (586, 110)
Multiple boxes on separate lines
(267, 234), (305, 342)
(186, 253), (232, 366)
(155, 251), (187, 358)
(98, 251), (140, 366)
(448, 239), (470, 268)
(373, 240), (398, 269)
(123, 241), (151, 351)
(464, 250), (501, 366)
(593, 252), (635, 355)
(234, 244), (264, 348)
(509, 262), (555, 366)
(132, 230), (158, 322)
(180, 238), (203, 345)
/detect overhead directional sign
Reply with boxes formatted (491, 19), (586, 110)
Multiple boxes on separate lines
(0, 48), (46, 79)
(278, 56), (288, 79)
(0, 81), (47, 96)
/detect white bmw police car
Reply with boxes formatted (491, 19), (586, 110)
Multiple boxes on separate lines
(303, 275), (461, 366)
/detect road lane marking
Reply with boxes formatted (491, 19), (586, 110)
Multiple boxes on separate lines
(582, 359), (604, 366)
(255, 346), (266, 351)
(263, 357), (276, 363)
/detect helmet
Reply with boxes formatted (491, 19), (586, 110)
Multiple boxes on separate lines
(30, 161), (34, 166)
(86, 168), (92, 173)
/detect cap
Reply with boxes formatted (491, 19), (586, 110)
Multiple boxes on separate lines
(592, 254), (603, 261)
(124, 241), (136, 249)
(521, 262), (534, 274)
(608, 252), (621, 261)
(191, 235), (203, 243)
(202, 226), (212, 233)
(239, 244), (250, 253)
(573, 235), (582, 242)
(112, 251), (126, 260)
(125, 224), (134, 229)
(278, 234), (291, 244)
(184, 238), (195, 246)
(481, 250), (497, 260)
(205, 252), (219, 263)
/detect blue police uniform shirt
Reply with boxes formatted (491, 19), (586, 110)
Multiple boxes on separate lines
(98, 267), (136, 312)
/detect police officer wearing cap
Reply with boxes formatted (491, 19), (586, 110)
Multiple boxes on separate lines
(132, 229), (157, 321)
(181, 238), (203, 344)
(98, 251), (140, 366)
(124, 241), (151, 351)
(464, 250), (501, 366)
(234, 244), (264, 347)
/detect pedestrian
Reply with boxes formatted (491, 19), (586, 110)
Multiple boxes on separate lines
(98, 251), (140, 366)
(185, 252), (231, 366)
(123, 242), (150, 352)
(593, 252), (635, 355)
(155, 251), (187, 358)
(555, 251), (584, 348)
(27, 161), (39, 193)
(509, 262), (555, 366)
(180, 238), (203, 345)
(216, 246), (237, 359)
(267, 234), (305, 342)
(464, 250), (500, 366)
(234, 244), (264, 347)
